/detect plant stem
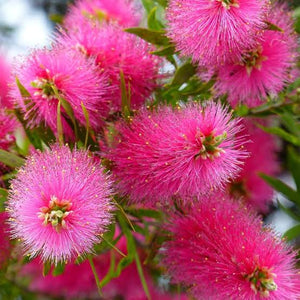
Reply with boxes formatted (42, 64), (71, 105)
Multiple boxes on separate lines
(88, 256), (102, 297)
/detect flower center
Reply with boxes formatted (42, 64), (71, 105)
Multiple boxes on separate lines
(241, 46), (268, 76)
(216, 0), (239, 9)
(194, 131), (227, 160)
(82, 9), (110, 23)
(246, 267), (277, 298)
(38, 196), (72, 232)
(31, 78), (56, 100)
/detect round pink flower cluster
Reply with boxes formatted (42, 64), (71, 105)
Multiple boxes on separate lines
(7, 145), (112, 263)
(167, 1), (298, 108)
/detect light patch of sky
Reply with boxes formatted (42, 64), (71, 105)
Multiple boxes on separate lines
(0, 0), (52, 60)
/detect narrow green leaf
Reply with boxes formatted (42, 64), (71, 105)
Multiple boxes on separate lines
(99, 251), (116, 288)
(120, 70), (131, 119)
(135, 252), (151, 300)
(0, 188), (8, 212)
(155, 0), (167, 7)
(15, 77), (31, 98)
(260, 173), (300, 205)
(277, 200), (300, 222)
(0, 150), (24, 168)
(288, 147), (300, 192)
(257, 125), (300, 146)
(128, 208), (162, 220)
(125, 27), (169, 45)
(264, 20), (284, 32)
(280, 112), (300, 137)
(141, 0), (154, 13)
(283, 224), (300, 241)
(147, 7), (163, 30)
(52, 261), (66, 276)
(171, 62), (197, 86)
(43, 261), (52, 276)
(52, 84), (78, 138)
(151, 45), (175, 56)
(81, 102), (93, 148)
(56, 101), (64, 146)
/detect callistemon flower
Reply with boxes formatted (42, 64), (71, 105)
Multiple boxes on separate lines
(214, 3), (298, 107)
(107, 102), (247, 205)
(229, 119), (279, 213)
(11, 47), (111, 136)
(0, 54), (13, 108)
(64, 0), (141, 30)
(163, 195), (300, 299)
(57, 24), (161, 112)
(7, 145), (113, 263)
(166, 0), (268, 66)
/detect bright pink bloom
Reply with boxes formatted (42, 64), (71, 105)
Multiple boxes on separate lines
(0, 213), (11, 269)
(7, 145), (112, 263)
(107, 102), (247, 205)
(0, 55), (13, 108)
(229, 119), (279, 213)
(166, 0), (268, 66)
(11, 47), (111, 136)
(64, 0), (141, 30)
(57, 23), (161, 112)
(214, 3), (298, 107)
(163, 195), (300, 299)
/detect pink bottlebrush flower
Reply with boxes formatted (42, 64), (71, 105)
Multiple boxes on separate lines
(163, 195), (300, 299)
(56, 23), (161, 112)
(64, 0), (141, 30)
(166, 0), (269, 66)
(11, 47), (111, 136)
(0, 54), (13, 108)
(214, 3), (298, 108)
(0, 212), (11, 269)
(107, 102), (247, 205)
(229, 118), (279, 213)
(7, 145), (113, 263)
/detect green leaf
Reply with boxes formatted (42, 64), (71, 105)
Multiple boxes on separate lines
(120, 70), (131, 119)
(141, 0), (155, 13)
(277, 200), (300, 222)
(52, 261), (66, 276)
(43, 261), (52, 276)
(56, 101), (64, 145)
(288, 147), (300, 192)
(127, 208), (162, 220)
(49, 14), (64, 24)
(264, 20), (284, 32)
(280, 112), (300, 137)
(235, 104), (250, 117)
(0, 150), (24, 168)
(81, 102), (94, 148)
(257, 125), (300, 146)
(260, 173), (300, 205)
(171, 62), (197, 86)
(16, 77), (31, 98)
(151, 45), (175, 56)
(135, 252), (151, 300)
(0, 188), (8, 212)
(147, 7), (163, 30)
(283, 224), (300, 241)
(125, 27), (169, 45)
(155, 0), (167, 7)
